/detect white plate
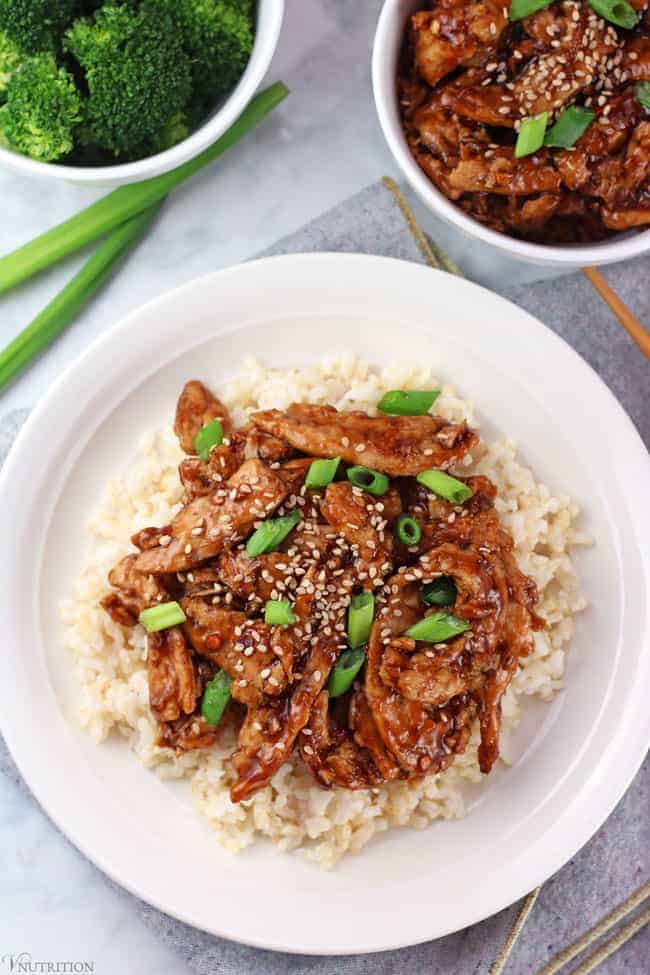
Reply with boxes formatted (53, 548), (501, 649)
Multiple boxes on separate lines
(0, 254), (648, 955)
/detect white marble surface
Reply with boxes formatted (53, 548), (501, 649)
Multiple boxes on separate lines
(0, 3), (643, 973)
(0, 1), (569, 417)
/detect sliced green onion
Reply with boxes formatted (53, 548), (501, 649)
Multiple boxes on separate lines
(346, 466), (389, 496)
(139, 600), (186, 632)
(416, 469), (473, 504)
(194, 419), (223, 461)
(327, 648), (366, 698)
(264, 599), (296, 625)
(587, 0), (638, 28)
(637, 82), (650, 112)
(405, 611), (470, 643)
(347, 591), (375, 649)
(544, 106), (595, 148)
(515, 113), (549, 159)
(509, 0), (553, 20)
(305, 457), (340, 489)
(245, 509), (301, 557)
(422, 577), (457, 607)
(377, 389), (440, 416)
(201, 670), (232, 726)
(395, 515), (422, 546)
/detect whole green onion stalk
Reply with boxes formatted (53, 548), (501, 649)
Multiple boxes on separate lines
(0, 82), (289, 297)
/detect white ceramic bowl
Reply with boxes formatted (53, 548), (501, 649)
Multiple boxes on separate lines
(372, 0), (650, 268)
(0, 0), (284, 187)
(0, 253), (648, 954)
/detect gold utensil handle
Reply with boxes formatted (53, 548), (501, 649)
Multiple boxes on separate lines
(582, 267), (650, 360)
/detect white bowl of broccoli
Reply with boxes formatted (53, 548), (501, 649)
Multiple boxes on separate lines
(0, 0), (285, 185)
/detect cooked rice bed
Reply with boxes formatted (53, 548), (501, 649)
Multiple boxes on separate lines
(61, 355), (588, 868)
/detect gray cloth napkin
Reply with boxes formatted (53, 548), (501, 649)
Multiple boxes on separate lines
(0, 180), (648, 974)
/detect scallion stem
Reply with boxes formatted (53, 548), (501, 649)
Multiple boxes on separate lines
(0, 202), (163, 394)
(0, 82), (289, 297)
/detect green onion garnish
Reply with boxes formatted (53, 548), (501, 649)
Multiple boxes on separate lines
(377, 389), (440, 416)
(201, 670), (232, 726)
(347, 591), (375, 649)
(405, 611), (470, 643)
(139, 600), (186, 632)
(245, 509), (301, 557)
(194, 419), (223, 461)
(264, 599), (296, 625)
(416, 469), (473, 504)
(587, 0), (638, 27)
(637, 82), (650, 112)
(305, 457), (340, 489)
(346, 466), (389, 496)
(422, 577), (457, 607)
(508, 0), (553, 20)
(544, 106), (595, 148)
(395, 515), (422, 546)
(327, 648), (366, 698)
(515, 113), (549, 158)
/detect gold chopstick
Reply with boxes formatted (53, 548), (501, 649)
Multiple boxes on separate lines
(582, 267), (650, 359)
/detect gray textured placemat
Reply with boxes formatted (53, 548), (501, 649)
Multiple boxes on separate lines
(0, 179), (648, 974)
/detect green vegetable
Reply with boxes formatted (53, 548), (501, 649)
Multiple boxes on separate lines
(377, 389), (440, 415)
(0, 30), (23, 98)
(305, 457), (340, 490)
(264, 599), (296, 625)
(346, 466), (389, 496)
(544, 106), (595, 148)
(405, 611), (470, 643)
(508, 0), (552, 19)
(395, 515), (421, 546)
(0, 0), (76, 54)
(201, 670), (232, 726)
(637, 82), (650, 112)
(347, 592), (374, 649)
(0, 82), (289, 297)
(587, 0), (638, 28)
(416, 469), (473, 504)
(422, 577), (457, 607)
(246, 509), (301, 557)
(139, 599), (187, 632)
(65, 5), (192, 160)
(0, 203), (163, 395)
(147, 111), (191, 156)
(194, 419), (223, 460)
(0, 54), (81, 162)
(327, 648), (366, 698)
(148, 0), (255, 121)
(515, 113), (549, 159)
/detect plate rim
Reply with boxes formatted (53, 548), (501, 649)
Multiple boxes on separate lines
(0, 252), (649, 955)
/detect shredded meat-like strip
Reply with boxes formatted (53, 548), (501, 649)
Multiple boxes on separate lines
(101, 379), (546, 803)
(251, 403), (478, 476)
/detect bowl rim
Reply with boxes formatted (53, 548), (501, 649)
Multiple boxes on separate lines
(0, 0), (285, 185)
(0, 253), (649, 953)
(372, 0), (650, 267)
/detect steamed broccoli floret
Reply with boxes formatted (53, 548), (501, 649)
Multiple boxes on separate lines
(64, 4), (192, 160)
(147, 0), (255, 119)
(148, 111), (191, 154)
(0, 0), (78, 54)
(0, 30), (24, 100)
(0, 53), (81, 161)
